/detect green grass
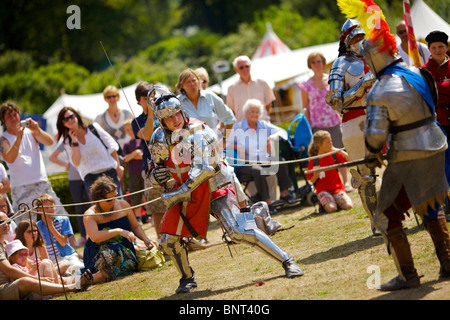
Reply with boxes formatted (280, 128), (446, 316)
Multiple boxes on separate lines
(56, 187), (450, 301)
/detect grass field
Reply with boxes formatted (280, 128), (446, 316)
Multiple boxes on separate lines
(55, 183), (450, 303)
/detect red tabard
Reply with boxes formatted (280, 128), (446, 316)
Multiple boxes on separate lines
(159, 144), (212, 238)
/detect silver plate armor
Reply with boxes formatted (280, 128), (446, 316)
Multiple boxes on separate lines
(365, 73), (447, 163)
(327, 54), (371, 113)
(210, 190), (291, 263)
(150, 122), (228, 209)
(327, 19), (372, 113)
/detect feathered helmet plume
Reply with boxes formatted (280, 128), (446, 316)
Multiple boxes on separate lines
(336, 0), (397, 56)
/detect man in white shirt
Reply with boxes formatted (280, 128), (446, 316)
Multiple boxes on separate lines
(396, 21), (430, 66)
(226, 55), (275, 122)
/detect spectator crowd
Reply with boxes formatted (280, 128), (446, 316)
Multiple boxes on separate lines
(0, 26), (449, 299)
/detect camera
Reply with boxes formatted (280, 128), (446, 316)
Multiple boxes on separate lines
(20, 120), (30, 127)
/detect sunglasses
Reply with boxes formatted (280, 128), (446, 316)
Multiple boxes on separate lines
(62, 114), (76, 122)
(106, 95), (118, 99)
(397, 30), (407, 35)
(0, 220), (10, 225)
(238, 65), (250, 70)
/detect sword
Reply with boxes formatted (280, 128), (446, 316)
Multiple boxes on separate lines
(304, 154), (387, 175)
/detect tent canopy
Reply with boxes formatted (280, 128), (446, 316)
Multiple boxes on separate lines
(43, 82), (142, 137)
(410, 0), (450, 40)
(252, 22), (291, 60)
(209, 41), (339, 96)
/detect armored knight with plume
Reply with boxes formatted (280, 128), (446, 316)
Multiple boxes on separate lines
(337, 0), (450, 291)
(147, 85), (303, 294)
(326, 16), (378, 236)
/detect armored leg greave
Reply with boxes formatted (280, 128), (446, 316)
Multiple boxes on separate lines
(211, 192), (290, 263)
(351, 165), (378, 232)
(160, 233), (194, 279)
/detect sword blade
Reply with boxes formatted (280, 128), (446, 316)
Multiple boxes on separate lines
(304, 154), (387, 174)
(304, 158), (368, 174)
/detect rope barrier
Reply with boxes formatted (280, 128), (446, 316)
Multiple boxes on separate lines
(0, 148), (346, 226)
(224, 147), (345, 166)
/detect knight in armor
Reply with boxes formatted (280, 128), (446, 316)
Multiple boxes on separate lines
(147, 86), (303, 294)
(326, 19), (378, 235)
(358, 14), (450, 290)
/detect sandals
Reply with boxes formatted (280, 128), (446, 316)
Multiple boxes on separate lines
(73, 269), (93, 292)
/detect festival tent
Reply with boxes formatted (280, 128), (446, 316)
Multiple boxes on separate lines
(43, 82), (142, 138)
(209, 41), (339, 96)
(208, 40), (339, 124)
(410, 0), (450, 40)
(252, 22), (291, 60)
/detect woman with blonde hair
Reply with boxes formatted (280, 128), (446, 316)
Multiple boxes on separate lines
(94, 85), (133, 149)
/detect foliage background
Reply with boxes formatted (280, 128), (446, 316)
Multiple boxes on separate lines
(0, 0), (447, 115)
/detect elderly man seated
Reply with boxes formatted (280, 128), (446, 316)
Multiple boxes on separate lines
(226, 99), (300, 215)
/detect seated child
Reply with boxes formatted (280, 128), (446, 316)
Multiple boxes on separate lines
(6, 239), (77, 285)
(35, 194), (85, 275)
(306, 130), (353, 213)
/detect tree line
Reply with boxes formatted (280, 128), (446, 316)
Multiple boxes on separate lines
(0, 0), (445, 115)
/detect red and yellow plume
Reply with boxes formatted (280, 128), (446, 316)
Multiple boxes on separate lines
(337, 0), (397, 56)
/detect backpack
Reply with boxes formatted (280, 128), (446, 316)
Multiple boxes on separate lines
(287, 113), (312, 159)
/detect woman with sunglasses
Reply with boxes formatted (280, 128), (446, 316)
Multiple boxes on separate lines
(94, 85), (133, 149)
(82, 175), (156, 283)
(56, 107), (124, 199)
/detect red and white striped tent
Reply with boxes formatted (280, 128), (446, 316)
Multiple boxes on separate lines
(252, 22), (291, 60)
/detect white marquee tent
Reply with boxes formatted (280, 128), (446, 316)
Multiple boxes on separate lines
(410, 0), (450, 40)
(209, 41), (339, 96)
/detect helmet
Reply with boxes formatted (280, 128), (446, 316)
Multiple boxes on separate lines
(341, 19), (366, 48)
(149, 85), (189, 131)
(147, 84), (172, 107)
(359, 39), (400, 76)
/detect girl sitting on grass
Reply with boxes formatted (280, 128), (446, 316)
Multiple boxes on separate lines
(306, 130), (353, 213)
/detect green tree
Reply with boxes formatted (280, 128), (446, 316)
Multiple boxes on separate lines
(0, 0), (182, 71)
(0, 62), (90, 114)
(178, 0), (281, 34)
